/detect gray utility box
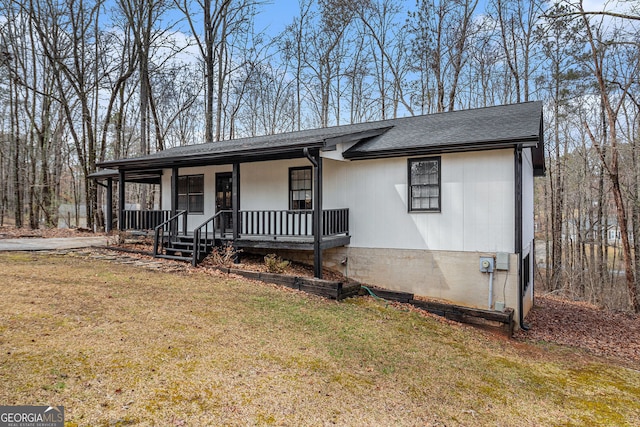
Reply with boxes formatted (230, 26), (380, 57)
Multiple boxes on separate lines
(496, 252), (509, 271)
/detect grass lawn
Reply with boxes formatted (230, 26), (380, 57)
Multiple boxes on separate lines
(1, 252), (639, 426)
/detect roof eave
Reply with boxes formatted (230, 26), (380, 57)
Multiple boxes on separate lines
(342, 138), (540, 160)
(97, 142), (325, 170)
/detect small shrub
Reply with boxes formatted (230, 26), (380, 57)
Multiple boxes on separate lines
(111, 230), (130, 246)
(208, 242), (241, 267)
(264, 253), (290, 274)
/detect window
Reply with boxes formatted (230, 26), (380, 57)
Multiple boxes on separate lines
(178, 175), (204, 214)
(289, 167), (312, 210)
(408, 157), (440, 212)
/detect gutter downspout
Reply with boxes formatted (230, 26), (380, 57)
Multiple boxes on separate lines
(118, 169), (125, 231)
(304, 148), (323, 279)
(515, 147), (530, 331)
(232, 163), (240, 241)
(303, 147), (318, 168)
(106, 178), (113, 233)
(488, 270), (494, 310)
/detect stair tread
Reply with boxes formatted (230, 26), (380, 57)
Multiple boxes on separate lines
(170, 241), (213, 245)
(155, 233), (220, 265)
(167, 244), (210, 250)
(156, 254), (192, 261)
(169, 243), (194, 248)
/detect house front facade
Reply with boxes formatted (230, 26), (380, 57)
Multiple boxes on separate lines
(94, 102), (544, 329)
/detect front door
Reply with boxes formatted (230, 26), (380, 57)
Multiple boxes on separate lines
(216, 172), (233, 234)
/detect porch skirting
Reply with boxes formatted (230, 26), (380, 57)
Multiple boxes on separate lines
(245, 246), (528, 328)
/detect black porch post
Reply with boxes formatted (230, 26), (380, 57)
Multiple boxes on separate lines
(118, 169), (125, 230)
(106, 177), (113, 232)
(313, 152), (323, 279)
(232, 163), (240, 240)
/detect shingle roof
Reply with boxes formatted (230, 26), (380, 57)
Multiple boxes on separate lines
(97, 102), (543, 173)
(343, 101), (543, 159)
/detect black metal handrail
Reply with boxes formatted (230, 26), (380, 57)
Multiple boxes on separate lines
(153, 210), (187, 256)
(192, 211), (225, 266)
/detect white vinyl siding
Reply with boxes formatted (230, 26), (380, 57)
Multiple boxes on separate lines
(322, 149), (515, 252)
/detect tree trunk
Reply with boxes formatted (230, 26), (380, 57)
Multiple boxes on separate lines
(550, 95), (564, 290)
(10, 77), (23, 228)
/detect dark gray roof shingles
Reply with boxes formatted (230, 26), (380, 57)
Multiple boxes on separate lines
(343, 101), (542, 157)
(98, 102), (542, 168)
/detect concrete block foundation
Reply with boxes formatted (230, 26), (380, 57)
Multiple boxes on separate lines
(244, 246), (529, 328)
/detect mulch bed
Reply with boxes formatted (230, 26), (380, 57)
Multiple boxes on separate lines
(199, 252), (346, 282)
(514, 294), (640, 365)
(0, 225), (98, 239)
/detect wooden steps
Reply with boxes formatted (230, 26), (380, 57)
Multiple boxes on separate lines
(156, 235), (216, 264)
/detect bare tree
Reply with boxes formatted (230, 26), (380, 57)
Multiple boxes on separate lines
(354, 0), (412, 119)
(490, 0), (543, 103)
(117, 0), (167, 155)
(279, 0), (313, 131)
(175, 0), (259, 142)
(301, 0), (356, 127)
(409, 0), (479, 113)
(572, 0), (639, 312)
(538, 4), (584, 290)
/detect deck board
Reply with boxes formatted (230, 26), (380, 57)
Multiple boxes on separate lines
(222, 234), (350, 251)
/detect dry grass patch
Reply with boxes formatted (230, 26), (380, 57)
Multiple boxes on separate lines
(1, 252), (639, 426)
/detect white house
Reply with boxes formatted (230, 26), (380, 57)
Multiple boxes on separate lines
(93, 102), (544, 328)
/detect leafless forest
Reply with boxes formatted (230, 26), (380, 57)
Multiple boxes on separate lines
(0, 0), (638, 311)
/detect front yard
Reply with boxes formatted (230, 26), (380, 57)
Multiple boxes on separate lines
(1, 252), (639, 426)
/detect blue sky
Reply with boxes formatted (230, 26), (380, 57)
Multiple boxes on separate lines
(254, 0), (300, 35)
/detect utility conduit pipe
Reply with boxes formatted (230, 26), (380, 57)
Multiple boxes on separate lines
(488, 271), (494, 310)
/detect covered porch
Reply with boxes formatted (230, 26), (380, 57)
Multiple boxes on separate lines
(149, 207), (350, 267)
(93, 147), (351, 279)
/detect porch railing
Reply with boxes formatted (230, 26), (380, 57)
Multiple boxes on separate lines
(153, 210), (187, 256)
(216, 208), (349, 238)
(192, 211), (223, 266)
(122, 209), (172, 231)
(323, 208), (349, 236)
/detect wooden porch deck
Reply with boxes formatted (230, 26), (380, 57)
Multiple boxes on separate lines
(127, 208), (350, 275)
(170, 231), (350, 251)
(218, 233), (351, 251)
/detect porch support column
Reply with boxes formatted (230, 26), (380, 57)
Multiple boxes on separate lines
(118, 169), (125, 230)
(106, 177), (113, 232)
(313, 152), (323, 279)
(232, 163), (240, 240)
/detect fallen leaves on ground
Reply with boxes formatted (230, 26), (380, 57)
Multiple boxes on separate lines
(515, 293), (640, 365)
(0, 225), (100, 239)
(198, 253), (346, 281)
